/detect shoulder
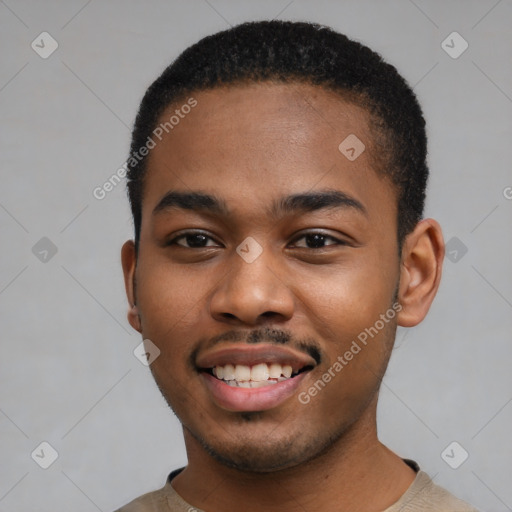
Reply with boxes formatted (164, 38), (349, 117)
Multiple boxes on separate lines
(386, 470), (480, 512)
(113, 485), (170, 512)
(113, 468), (186, 512)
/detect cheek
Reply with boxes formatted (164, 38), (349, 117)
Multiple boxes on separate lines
(294, 257), (396, 345)
(299, 318), (396, 423)
(292, 260), (398, 405)
(136, 255), (207, 329)
(134, 259), (215, 378)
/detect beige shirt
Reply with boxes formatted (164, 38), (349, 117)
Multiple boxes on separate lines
(115, 463), (479, 512)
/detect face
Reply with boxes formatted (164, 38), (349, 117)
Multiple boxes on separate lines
(124, 83), (404, 472)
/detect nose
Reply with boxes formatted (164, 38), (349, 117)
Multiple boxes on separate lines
(209, 247), (295, 326)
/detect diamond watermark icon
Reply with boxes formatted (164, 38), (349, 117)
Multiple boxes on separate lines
(31, 32), (59, 59)
(441, 441), (469, 469)
(236, 237), (263, 263)
(32, 237), (58, 263)
(134, 339), (161, 366)
(338, 134), (365, 161)
(445, 236), (468, 263)
(31, 441), (59, 469)
(441, 32), (468, 59)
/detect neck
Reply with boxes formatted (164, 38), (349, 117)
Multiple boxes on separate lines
(172, 398), (416, 512)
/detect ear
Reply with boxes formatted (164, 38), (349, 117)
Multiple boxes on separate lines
(121, 240), (142, 333)
(397, 219), (444, 327)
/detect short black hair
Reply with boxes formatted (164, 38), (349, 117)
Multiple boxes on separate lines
(126, 20), (428, 251)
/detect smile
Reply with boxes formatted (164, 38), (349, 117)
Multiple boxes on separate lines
(196, 344), (316, 411)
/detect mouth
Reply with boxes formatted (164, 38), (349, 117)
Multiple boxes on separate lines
(196, 344), (316, 412)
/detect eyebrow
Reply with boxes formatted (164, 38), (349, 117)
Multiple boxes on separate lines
(152, 191), (229, 216)
(271, 189), (367, 217)
(152, 189), (367, 218)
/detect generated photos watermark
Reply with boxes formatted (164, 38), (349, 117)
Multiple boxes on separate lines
(298, 302), (402, 404)
(93, 97), (197, 200)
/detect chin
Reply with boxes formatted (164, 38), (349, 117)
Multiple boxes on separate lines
(185, 418), (343, 474)
(196, 434), (304, 473)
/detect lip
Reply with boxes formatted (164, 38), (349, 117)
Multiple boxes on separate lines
(201, 370), (310, 412)
(196, 344), (316, 374)
(196, 343), (316, 412)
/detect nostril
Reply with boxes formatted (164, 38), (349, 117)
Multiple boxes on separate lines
(221, 313), (237, 320)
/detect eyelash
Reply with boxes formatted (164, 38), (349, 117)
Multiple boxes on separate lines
(166, 230), (346, 249)
(167, 231), (219, 248)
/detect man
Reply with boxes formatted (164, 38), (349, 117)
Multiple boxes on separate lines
(117, 20), (478, 511)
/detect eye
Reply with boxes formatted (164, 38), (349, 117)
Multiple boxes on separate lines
(291, 232), (346, 249)
(167, 231), (220, 249)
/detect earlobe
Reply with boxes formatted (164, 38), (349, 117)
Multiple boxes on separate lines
(397, 219), (445, 327)
(128, 303), (141, 333)
(121, 240), (142, 333)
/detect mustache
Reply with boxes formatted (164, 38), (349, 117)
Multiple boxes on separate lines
(205, 326), (322, 365)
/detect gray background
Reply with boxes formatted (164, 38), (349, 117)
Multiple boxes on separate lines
(1, 0), (511, 510)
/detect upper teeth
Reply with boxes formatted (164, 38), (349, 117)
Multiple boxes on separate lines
(213, 363), (293, 382)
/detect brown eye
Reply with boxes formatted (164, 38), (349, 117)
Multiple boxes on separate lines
(168, 232), (219, 248)
(291, 232), (344, 249)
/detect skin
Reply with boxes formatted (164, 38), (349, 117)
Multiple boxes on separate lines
(121, 82), (445, 511)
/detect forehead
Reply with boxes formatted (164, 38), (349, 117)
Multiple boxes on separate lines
(142, 82), (394, 221)
(153, 82), (372, 166)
